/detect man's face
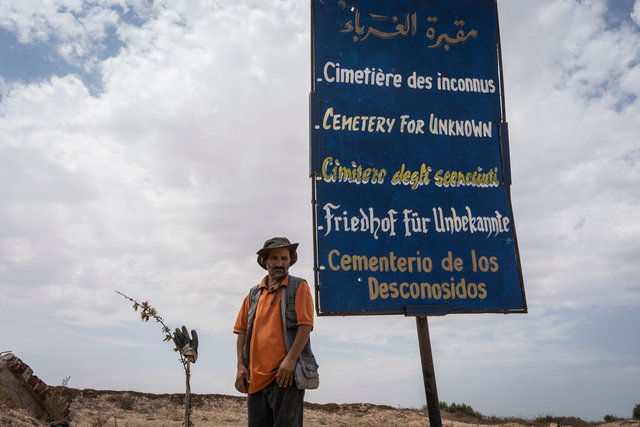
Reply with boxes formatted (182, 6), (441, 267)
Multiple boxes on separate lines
(266, 247), (291, 280)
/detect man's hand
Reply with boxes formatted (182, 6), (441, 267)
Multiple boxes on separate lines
(275, 355), (296, 388)
(235, 364), (250, 393)
(275, 325), (311, 388)
(173, 325), (198, 363)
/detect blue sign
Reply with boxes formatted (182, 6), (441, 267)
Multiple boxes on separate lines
(310, 0), (526, 315)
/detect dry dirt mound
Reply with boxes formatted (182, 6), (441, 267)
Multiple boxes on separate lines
(2, 388), (639, 427)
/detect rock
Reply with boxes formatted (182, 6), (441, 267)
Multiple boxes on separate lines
(0, 353), (71, 422)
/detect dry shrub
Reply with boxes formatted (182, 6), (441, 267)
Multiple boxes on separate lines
(107, 393), (136, 410)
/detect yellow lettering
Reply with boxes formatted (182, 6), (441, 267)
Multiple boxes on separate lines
(410, 282), (419, 299)
(322, 107), (334, 130)
(328, 249), (340, 271)
(490, 256), (499, 272)
(420, 282), (432, 299)
(321, 157), (335, 181)
(442, 282), (451, 299)
(400, 282), (410, 298)
(379, 282), (389, 299)
(397, 257), (407, 272)
(369, 257), (379, 271)
(478, 282), (487, 299)
(340, 254), (351, 271)
(368, 277), (379, 300)
(389, 282), (399, 298)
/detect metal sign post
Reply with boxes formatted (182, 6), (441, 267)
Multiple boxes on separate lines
(416, 316), (442, 427)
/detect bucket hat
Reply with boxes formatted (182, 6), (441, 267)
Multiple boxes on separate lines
(257, 237), (299, 269)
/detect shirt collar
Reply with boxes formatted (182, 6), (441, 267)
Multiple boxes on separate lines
(259, 274), (289, 290)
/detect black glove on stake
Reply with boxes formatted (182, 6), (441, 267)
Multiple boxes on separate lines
(173, 325), (198, 363)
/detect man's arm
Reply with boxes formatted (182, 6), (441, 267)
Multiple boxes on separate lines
(275, 325), (312, 387)
(235, 333), (250, 393)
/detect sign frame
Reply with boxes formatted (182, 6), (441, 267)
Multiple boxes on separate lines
(309, 0), (527, 317)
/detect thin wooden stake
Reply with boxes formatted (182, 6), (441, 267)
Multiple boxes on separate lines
(184, 361), (191, 426)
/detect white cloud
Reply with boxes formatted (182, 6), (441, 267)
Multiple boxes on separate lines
(633, 0), (640, 26)
(499, 0), (640, 311)
(0, 0), (312, 339)
(0, 0), (153, 76)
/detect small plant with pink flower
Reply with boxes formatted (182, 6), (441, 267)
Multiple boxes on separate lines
(116, 290), (198, 426)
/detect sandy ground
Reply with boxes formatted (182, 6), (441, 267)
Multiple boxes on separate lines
(2, 388), (640, 427)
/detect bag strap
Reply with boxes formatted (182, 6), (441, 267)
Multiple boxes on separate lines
(243, 284), (262, 366)
(280, 276), (302, 351)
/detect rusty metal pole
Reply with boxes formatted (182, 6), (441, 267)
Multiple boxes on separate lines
(416, 316), (442, 427)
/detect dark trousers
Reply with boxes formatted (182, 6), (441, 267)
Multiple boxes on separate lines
(247, 380), (305, 427)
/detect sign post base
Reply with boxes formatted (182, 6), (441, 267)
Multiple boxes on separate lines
(416, 316), (442, 427)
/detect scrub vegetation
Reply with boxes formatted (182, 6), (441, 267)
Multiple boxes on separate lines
(432, 400), (638, 426)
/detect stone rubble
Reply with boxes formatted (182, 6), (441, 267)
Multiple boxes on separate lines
(0, 352), (71, 422)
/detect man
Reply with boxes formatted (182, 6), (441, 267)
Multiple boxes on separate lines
(233, 237), (318, 427)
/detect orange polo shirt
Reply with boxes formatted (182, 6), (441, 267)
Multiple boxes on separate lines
(233, 274), (314, 394)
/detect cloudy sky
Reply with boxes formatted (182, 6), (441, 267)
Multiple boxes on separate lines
(1, 0), (639, 422)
